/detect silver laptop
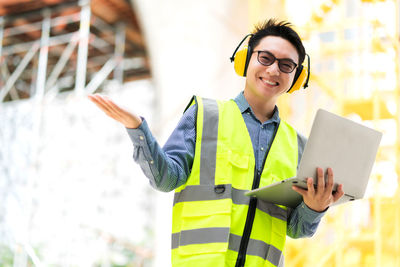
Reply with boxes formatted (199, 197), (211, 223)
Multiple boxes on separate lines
(245, 109), (382, 208)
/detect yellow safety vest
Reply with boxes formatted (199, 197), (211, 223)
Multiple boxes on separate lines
(171, 96), (298, 267)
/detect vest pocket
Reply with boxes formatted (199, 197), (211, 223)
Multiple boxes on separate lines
(178, 185), (232, 256)
(228, 151), (249, 169)
(216, 151), (251, 187)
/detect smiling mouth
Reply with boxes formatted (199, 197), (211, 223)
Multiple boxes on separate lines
(260, 78), (279, 86)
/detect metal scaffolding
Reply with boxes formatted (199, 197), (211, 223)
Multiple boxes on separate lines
(0, 0), (151, 103)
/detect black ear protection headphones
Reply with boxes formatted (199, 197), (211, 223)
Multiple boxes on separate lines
(230, 34), (310, 94)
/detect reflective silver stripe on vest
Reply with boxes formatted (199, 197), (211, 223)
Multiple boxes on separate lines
(231, 188), (250, 205)
(171, 233), (179, 249)
(228, 233), (282, 267)
(171, 227), (230, 249)
(173, 184), (232, 206)
(173, 187), (250, 206)
(171, 230), (283, 266)
(256, 200), (287, 221)
(174, 187), (286, 221)
(172, 231), (283, 266)
(232, 188), (287, 221)
(200, 98), (219, 185)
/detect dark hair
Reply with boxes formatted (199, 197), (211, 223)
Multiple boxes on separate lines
(248, 19), (305, 65)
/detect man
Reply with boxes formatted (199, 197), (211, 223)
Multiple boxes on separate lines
(88, 19), (344, 267)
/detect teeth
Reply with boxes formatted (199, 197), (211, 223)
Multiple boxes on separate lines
(266, 80), (276, 85)
(262, 78), (278, 86)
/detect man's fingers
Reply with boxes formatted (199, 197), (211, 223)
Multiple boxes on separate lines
(102, 95), (119, 111)
(299, 168), (343, 211)
(103, 96), (131, 118)
(102, 96), (126, 119)
(292, 185), (308, 197)
(89, 94), (119, 119)
(292, 178), (314, 195)
(332, 184), (345, 202)
(88, 94), (108, 108)
(88, 95), (113, 114)
(306, 177), (315, 195)
(89, 94), (142, 128)
(325, 167), (334, 194)
(316, 167), (325, 192)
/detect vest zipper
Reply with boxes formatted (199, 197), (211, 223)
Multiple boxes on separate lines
(235, 169), (261, 267)
(235, 122), (281, 267)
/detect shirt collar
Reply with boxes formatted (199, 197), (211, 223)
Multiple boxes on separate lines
(233, 91), (280, 124)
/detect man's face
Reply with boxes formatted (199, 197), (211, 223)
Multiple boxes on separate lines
(244, 36), (299, 103)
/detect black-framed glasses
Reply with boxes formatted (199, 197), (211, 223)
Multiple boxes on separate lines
(253, 50), (297, 73)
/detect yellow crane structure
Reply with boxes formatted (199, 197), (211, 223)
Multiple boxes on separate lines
(249, 0), (400, 266)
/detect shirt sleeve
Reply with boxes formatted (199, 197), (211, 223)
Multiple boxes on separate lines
(286, 201), (326, 238)
(125, 105), (197, 192)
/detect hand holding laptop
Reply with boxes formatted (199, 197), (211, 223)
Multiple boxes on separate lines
(245, 109), (382, 209)
(292, 167), (344, 212)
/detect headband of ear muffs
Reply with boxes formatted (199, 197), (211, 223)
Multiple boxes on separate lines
(230, 34), (310, 94)
(230, 34), (253, 77)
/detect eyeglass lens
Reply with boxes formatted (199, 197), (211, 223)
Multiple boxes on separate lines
(257, 51), (296, 73)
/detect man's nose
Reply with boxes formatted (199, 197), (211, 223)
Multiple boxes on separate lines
(266, 61), (280, 76)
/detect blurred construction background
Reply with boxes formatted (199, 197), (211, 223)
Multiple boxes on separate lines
(0, 0), (399, 266)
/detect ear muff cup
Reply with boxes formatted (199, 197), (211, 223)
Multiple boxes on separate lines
(287, 65), (305, 94)
(287, 55), (310, 94)
(233, 46), (252, 77)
